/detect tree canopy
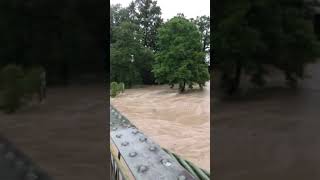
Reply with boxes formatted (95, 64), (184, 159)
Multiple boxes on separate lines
(191, 15), (210, 54)
(215, 0), (320, 94)
(135, 0), (163, 51)
(153, 16), (210, 92)
(110, 2), (158, 86)
(110, 1), (210, 91)
(110, 22), (154, 87)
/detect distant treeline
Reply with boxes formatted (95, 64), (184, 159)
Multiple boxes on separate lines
(0, 0), (106, 85)
(214, 0), (320, 94)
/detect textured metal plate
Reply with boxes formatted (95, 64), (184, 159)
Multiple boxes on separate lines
(110, 105), (197, 180)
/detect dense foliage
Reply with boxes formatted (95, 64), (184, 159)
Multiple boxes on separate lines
(110, 1), (210, 92)
(110, 22), (155, 86)
(191, 16), (210, 54)
(0, 64), (44, 113)
(23, 66), (45, 97)
(135, 0), (163, 50)
(215, 0), (320, 94)
(110, 1), (162, 86)
(110, 81), (125, 97)
(153, 16), (210, 92)
(0, 65), (25, 113)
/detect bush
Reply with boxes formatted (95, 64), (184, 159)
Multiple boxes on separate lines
(0, 65), (45, 113)
(23, 66), (45, 98)
(118, 82), (125, 93)
(110, 82), (126, 98)
(0, 64), (25, 113)
(110, 82), (118, 97)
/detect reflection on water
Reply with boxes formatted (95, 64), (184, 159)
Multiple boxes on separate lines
(111, 82), (210, 171)
(214, 62), (320, 180)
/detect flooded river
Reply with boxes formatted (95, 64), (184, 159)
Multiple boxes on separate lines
(213, 62), (320, 179)
(111, 82), (210, 171)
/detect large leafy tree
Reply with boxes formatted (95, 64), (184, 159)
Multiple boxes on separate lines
(134, 0), (163, 51)
(110, 22), (154, 87)
(215, 0), (320, 94)
(110, 1), (162, 84)
(111, 1), (162, 50)
(153, 16), (210, 92)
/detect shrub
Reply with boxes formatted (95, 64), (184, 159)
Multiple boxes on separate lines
(23, 67), (42, 96)
(110, 82), (126, 97)
(118, 82), (125, 93)
(0, 64), (25, 113)
(23, 66), (44, 99)
(110, 82), (118, 97)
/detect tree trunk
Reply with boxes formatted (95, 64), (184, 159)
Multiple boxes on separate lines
(202, 31), (208, 52)
(179, 81), (186, 92)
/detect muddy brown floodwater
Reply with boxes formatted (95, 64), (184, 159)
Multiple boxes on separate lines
(0, 84), (107, 180)
(214, 61), (320, 180)
(111, 82), (210, 171)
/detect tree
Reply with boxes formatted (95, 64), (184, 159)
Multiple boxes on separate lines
(215, 0), (320, 94)
(111, 2), (160, 85)
(134, 0), (163, 50)
(153, 16), (210, 92)
(110, 4), (135, 43)
(192, 16), (210, 53)
(110, 22), (155, 87)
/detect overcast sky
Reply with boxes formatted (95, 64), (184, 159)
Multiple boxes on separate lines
(110, 0), (210, 21)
